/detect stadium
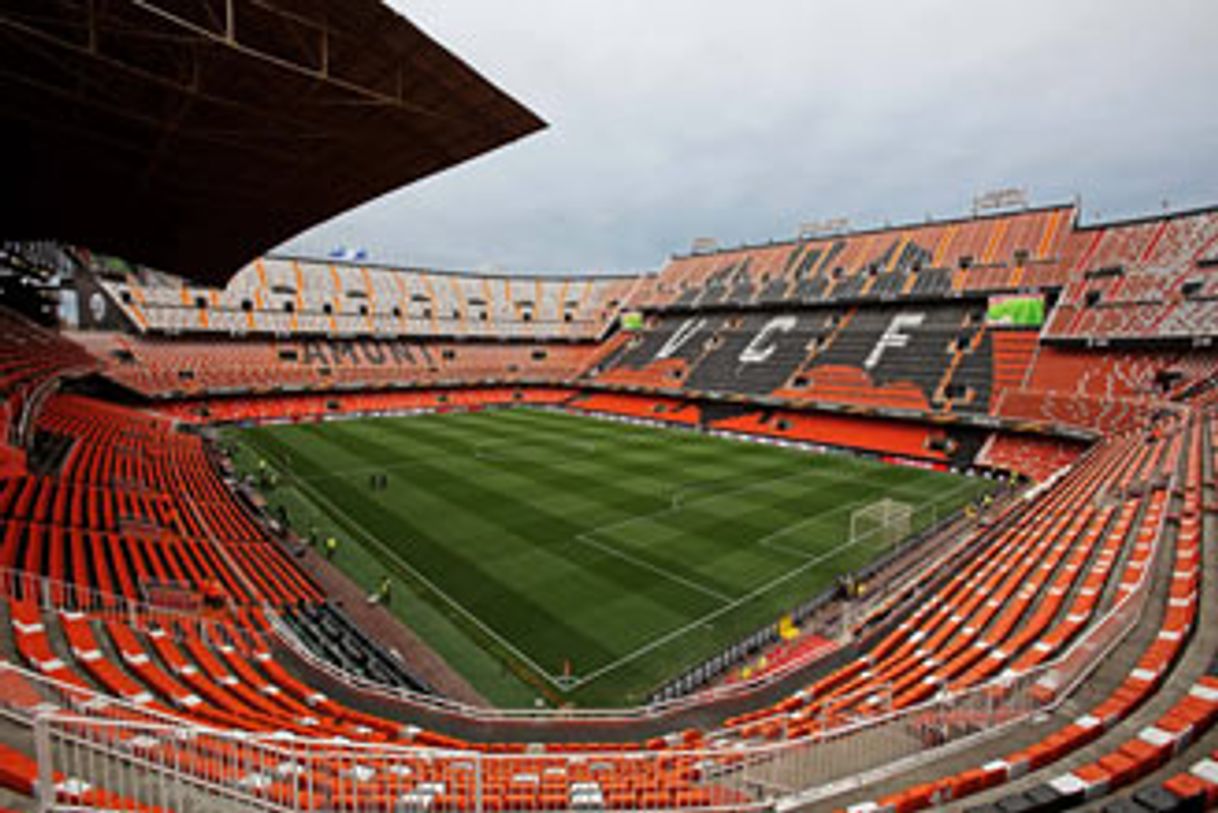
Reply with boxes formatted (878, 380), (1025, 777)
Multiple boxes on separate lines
(0, 1), (1216, 812)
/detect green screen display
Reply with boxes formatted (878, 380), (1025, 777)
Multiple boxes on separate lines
(987, 295), (1045, 327)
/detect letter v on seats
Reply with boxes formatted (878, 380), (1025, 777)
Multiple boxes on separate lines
(656, 317), (708, 360)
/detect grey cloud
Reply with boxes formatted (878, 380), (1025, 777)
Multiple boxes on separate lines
(279, 0), (1218, 274)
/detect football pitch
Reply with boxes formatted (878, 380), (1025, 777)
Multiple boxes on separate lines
(227, 407), (994, 707)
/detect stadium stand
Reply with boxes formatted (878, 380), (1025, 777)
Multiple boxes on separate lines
(1024, 347), (1205, 400)
(281, 601), (431, 693)
(633, 206), (1075, 309)
(163, 387), (578, 424)
(72, 332), (600, 397)
(87, 252), (640, 342)
(722, 410), (1186, 737)
(2, 393), (320, 606)
(1, 218), (1217, 811)
(1044, 208), (1218, 342)
(992, 389), (1158, 435)
(841, 409), (1207, 813)
(975, 432), (1087, 482)
(569, 392), (961, 466)
(592, 302), (998, 413)
(0, 308), (97, 477)
(567, 392), (703, 425)
(989, 329), (1040, 396)
(710, 410), (954, 464)
(4, 15), (1218, 798)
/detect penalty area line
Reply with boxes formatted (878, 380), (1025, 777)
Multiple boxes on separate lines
(566, 464), (889, 603)
(753, 476), (977, 559)
(565, 533), (861, 691)
(569, 473), (987, 690)
(570, 531), (735, 603)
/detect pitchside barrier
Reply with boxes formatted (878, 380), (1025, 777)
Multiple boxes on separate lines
(14, 459), (1171, 812)
(231, 403), (999, 720)
(0, 547), (979, 733)
(647, 496), (978, 706)
(262, 488), (989, 722)
(26, 516), (1162, 813)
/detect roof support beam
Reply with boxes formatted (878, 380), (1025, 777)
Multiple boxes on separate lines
(132, 0), (444, 118)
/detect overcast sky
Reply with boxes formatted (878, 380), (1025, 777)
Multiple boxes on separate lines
(279, 0), (1218, 275)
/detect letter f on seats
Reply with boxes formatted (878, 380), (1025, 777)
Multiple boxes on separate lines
(864, 313), (925, 370)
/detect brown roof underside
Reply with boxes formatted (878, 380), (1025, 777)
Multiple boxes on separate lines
(0, 0), (545, 285)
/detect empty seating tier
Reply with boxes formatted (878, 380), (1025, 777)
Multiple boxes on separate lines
(592, 303), (1000, 414)
(3, 204), (1218, 811)
(89, 253), (639, 342)
(73, 332), (601, 398)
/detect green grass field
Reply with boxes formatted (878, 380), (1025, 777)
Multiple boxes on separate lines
(226, 408), (993, 707)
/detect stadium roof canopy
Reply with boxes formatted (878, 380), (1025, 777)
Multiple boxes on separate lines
(0, 0), (545, 285)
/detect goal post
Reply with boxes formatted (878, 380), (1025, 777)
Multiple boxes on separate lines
(850, 498), (913, 548)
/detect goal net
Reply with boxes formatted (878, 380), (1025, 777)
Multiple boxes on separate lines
(850, 498), (913, 547)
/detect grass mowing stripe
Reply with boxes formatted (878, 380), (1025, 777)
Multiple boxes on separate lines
(313, 420), (734, 614)
(568, 503), (926, 689)
(579, 461), (931, 578)
(340, 416), (803, 600)
(369, 418), (856, 597)
(277, 454), (567, 688)
(231, 429), (544, 705)
(265, 420), (723, 675)
(362, 416), (732, 516)
(313, 415), (725, 513)
(244, 428), (630, 692)
(380, 409), (793, 497)
(231, 408), (996, 706)
(300, 410), (805, 521)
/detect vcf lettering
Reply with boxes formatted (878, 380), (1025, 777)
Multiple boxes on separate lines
(864, 313), (925, 370)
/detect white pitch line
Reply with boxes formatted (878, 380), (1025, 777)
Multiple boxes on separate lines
(567, 476), (989, 689)
(293, 406), (863, 498)
(250, 412), (989, 693)
(753, 478), (976, 559)
(583, 463), (879, 542)
(468, 437), (886, 605)
(292, 427), (934, 612)
(270, 429), (883, 675)
(260, 445), (572, 691)
(563, 464), (899, 601)
(300, 423), (879, 558)
(570, 532), (735, 603)
(567, 530), (872, 689)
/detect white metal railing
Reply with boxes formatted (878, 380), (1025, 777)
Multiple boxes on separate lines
(234, 404), (996, 723)
(21, 463), (1171, 813)
(0, 566), (206, 625)
(26, 675), (1047, 813)
(4, 408), (1179, 812)
(0, 554), (852, 727)
(259, 489), (985, 725)
(267, 605), (836, 725)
